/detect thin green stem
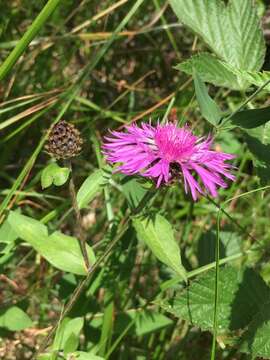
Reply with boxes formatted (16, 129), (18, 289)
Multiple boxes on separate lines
(0, 0), (61, 81)
(220, 78), (270, 127)
(211, 210), (221, 360)
(67, 161), (90, 271)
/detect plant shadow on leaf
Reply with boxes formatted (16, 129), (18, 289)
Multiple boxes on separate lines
(228, 268), (270, 358)
(158, 266), (270, 357)
(197, 230), (241, 266)
(244, 131), (270, 184)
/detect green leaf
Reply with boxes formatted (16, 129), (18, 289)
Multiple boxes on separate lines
(37, 354), (57, 360)
(240, 303), (270, 358)
(0, 306), (33, 331)
(244, 123), (270, 183)
(169, 0), (265, 71)
(8, 211), (95, 275)
(197, 231), (241, 266)
(221, 62), (270, 91)
(53, 317), (84, 353)
(72, 352), (104, 360)
(133, 214), (186, 281)
(121, 176), (148, 210)
(193, 70), (222, 126)
(0, 218), (18, 262)
(41, 162), (70, 189)
(176, 53), (242, 90)
(115, 310), (173, 337)
(77, 168), (107, 209)
(230, 106), (270, 129)
(158, 266), (270, 333)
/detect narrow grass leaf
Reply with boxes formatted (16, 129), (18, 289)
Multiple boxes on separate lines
(0, 0), (61, 80)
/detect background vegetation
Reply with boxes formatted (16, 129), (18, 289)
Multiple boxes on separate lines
(1, 0), (270, 359)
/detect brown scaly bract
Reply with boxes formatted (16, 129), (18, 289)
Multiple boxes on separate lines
(45, 120), (83, 159)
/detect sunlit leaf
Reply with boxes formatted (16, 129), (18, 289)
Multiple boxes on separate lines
(8, 211), (95, 275)
(133, 214), (186, 281)
(0, 306), (33, 331)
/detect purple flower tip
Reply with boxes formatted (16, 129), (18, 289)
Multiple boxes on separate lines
(103, 122), (236, 201)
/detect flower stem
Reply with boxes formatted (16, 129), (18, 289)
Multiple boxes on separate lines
(67, 160), (90, 271)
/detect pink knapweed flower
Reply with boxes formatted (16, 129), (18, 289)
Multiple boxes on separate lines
(103, 122), (235, 200)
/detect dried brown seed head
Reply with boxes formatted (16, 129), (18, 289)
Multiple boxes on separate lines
(45, 120), (83, 159)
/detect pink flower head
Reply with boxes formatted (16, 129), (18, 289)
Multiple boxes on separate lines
(103, 122), (236, 200)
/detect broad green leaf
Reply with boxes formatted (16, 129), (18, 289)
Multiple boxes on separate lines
(53, 317), (84, 353)
(8, 211), (95, 275)
(240, 303), (270, 358)
(72, 352), (104, 360)
(221, 61), (270, 91)
(176, 53), (241, 90)
(0, 306), (33, 331)
(41, 162), (70, 189)
(169, 0), (265, 71)
(230, 106), (270, 129)
(47, 232), (96, 275)
(133, 214), (186, 281)
(158, 266), (270, 333)
(193, 70), (222, 126)
(77, 169), (106, 209)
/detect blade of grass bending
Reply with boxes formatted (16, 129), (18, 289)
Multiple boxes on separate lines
(0, 0), (145, 221)
(0, 0), (61, 81)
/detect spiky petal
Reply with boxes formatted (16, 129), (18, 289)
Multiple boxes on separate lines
(103, 122), (235, 200)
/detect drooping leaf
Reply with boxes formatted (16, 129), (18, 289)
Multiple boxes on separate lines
(8, 211), (95, 275)
(230, 106), (270, 129)
(176, 53), (241, 90)
(169, 0), (265, 72)
(157, 266), (270, 333)
(41, 162), (70, 189)
(0, 306), (33, 331)
(77, 168), (108, 209)
(193, 70), (222, 126)
(133, 214), (186, 281)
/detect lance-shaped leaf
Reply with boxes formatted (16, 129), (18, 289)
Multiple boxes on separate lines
(193, 70), (222, 126)
(133, 214), (186, 281)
